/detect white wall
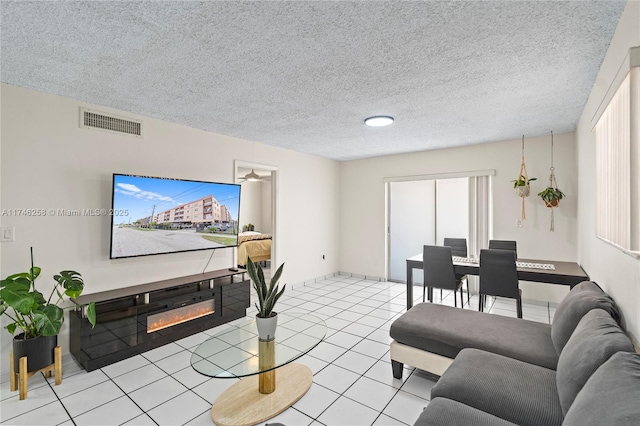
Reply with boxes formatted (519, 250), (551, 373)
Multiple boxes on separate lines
(340, 132), (578, 303)
(0, 84), (340, 373)
(238, 175), (273, 234)
(575, 1), (640, 344)
(239, 180), (263, 231)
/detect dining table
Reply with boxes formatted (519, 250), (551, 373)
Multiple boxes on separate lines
(405, 253), (589, 310)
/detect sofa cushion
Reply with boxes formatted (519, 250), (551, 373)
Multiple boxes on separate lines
(563, 352), (640, 426)
(413, 397), (517, 426)
(390, 302), (558, 369)
(430, 348), (563, 426)
(550, 281), (620, 354)
(556, 308), (634, 415)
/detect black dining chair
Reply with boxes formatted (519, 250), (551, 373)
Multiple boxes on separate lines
(423, 245), (465, 308)
(443, 238), (468, 257)
(443, 238), (470, 304)
(488, 239), (518, 258)
(479, 248), (522, 318)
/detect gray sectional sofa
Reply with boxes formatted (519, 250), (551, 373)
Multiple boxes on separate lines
(389, 281), (640, 425)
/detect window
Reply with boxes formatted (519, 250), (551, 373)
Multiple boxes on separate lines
(594, 48), (639, 256)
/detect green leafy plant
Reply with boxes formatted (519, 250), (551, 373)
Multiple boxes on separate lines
(511, 176), (537, 188)
(538, 186), (565, 205)
(0, 249), (96, 339)
(247, 257), (285, 318)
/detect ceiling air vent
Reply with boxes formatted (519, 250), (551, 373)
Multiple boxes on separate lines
(80, 108), (143, 138)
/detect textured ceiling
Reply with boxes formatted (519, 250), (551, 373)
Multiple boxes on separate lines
(0, 1), (626, 161)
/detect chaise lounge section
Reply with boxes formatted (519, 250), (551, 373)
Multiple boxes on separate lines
(389, 281), (640, 425)
(389, 281), (620, 377)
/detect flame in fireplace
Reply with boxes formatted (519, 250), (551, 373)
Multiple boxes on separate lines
(147, 301), (215, 333)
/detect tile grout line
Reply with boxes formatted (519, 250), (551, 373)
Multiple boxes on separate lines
(281, 278), (419, 425)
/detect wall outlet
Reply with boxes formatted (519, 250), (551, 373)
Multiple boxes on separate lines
(1, 226), (15, 242)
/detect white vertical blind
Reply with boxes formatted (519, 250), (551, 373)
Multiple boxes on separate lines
(595, 67), (639, 255)
(468, 175), (491, 256)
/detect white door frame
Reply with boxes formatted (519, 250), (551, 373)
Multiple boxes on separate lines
(234, 160), (279, 269)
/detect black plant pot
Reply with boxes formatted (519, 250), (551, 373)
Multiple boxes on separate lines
(13, 333), (57, 373)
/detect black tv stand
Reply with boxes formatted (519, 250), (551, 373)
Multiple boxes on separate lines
(69, 268), (250, 371)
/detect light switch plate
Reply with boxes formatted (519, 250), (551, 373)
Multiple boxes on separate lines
(1, 226), (15, 242)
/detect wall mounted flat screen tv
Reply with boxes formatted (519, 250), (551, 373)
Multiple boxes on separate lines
(110, 174), (241, 259)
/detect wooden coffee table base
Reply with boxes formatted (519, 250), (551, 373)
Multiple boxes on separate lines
(211, 363), (312, 426)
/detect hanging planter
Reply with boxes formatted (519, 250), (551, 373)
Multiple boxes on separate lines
(512, 135), (536, 222)
(538, 187), (565, 208)
(538, 131), (565, 231)
(513, 177), (536, 197)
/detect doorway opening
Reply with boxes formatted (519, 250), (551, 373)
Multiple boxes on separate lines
(234, 161), (279, 272)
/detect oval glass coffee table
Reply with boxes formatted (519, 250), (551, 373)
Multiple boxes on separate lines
(191, 312), (326, 426)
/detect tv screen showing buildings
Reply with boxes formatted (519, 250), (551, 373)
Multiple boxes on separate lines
(110, 174), (241, 259)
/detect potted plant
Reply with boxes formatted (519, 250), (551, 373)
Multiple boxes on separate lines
(0, 248), (96, 373)
(246, 257), (285, 341)
(538, 186), (565, 207)
(512, 176), (537, 197)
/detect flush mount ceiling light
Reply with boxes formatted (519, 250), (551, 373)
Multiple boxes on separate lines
(364, 115), (394, 127)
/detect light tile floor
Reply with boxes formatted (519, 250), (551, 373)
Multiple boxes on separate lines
(1, 274), (555, 426)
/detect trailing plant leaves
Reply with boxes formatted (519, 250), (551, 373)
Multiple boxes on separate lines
(4, 273), (32, 283)
(538, 187), (565, 202)
(0, 281), (34, 315)
(2, 252), (95, 339)
(54, 270), (84, 298)
(30, 266), (41, 281)
(31, 290), (46, 306)
(86, 302), (97, 328)
(512, 176), (537, 188)
(34, 304), (64, 336)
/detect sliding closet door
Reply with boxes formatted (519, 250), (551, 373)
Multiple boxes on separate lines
(388, 180), (436, 282)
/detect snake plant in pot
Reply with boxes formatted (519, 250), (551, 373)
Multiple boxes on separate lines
(0, 248), (96, 372)
(247, 257), (285, 341)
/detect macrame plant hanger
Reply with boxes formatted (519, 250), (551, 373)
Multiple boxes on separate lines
(547, 131), (558, 232)
(517, 135), (530, 222)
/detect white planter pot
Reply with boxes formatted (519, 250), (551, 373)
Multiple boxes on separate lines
(515, 185), (530, 197)
(256, 313), (278, 341)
